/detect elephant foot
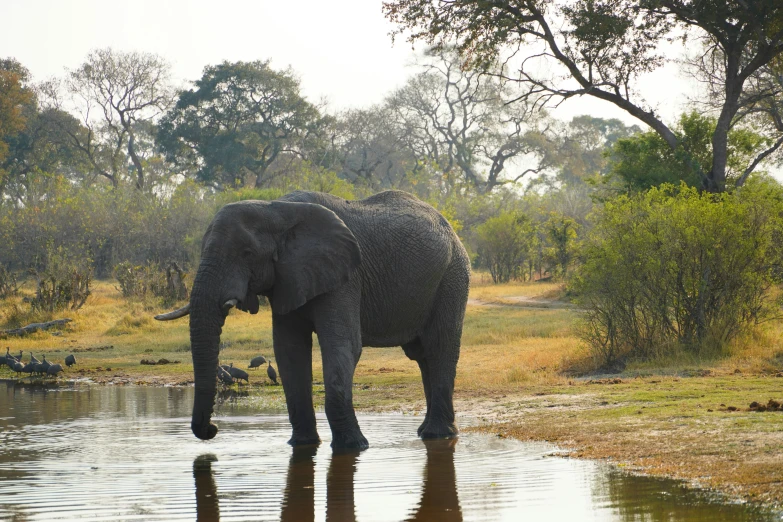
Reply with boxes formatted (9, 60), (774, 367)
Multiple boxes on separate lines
(419, 421), (458, 440)
(288, 432), (321, 447)
(417, 418), (431, 437)
(331, 430), (369, 451)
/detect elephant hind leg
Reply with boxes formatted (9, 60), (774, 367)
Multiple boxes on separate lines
(415, 263), (468, 440)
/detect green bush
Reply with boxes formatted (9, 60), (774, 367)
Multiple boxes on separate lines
(573, 181), (783, 366)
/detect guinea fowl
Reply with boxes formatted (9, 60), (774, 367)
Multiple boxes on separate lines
(11, 360), (24, 376)
(228, 366), (249, 383)
(248, 355), (266, 369)
(217, 365), (234, 385)
(21, 361), (35, 376)
(29, 353), (41, 364)
(47, 364), (64, 377)
(267, 362), (278, 385)
(65, 354), (76, 367)
(39, 355), (51, 375)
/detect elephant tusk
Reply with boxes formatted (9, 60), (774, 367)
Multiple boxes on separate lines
(154, 303), (191, 321)
(222, 299), (238, 311)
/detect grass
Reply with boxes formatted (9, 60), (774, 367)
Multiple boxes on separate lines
(2, 277), (783, 509)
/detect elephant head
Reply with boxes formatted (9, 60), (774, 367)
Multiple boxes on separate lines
(156, 199), (361, 440)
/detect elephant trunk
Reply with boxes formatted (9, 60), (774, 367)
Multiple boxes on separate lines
(189, 261), (227, 440)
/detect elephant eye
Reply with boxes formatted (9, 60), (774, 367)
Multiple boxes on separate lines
(242, 249), (254, 259)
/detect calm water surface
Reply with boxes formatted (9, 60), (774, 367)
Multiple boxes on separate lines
(0, 381), (778, 521)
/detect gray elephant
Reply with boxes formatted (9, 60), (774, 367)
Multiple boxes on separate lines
(156, 190), (470, 449)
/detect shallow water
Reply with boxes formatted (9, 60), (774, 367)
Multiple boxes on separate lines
(0, 381), (777, 521)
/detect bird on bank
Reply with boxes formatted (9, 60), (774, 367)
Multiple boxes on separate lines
(11, 360), (24, 377)
(65, 354), (76, 367)
(217, 365), (234, 386)
(248, 355), (266, 369)
(267, 362), (278, 385)
(228, 366), (249, 383)
(29, 353), (41, 365)
(20, 362), (35, 376)
(39, 355), (51, 375)
(47, 364), (63, 377)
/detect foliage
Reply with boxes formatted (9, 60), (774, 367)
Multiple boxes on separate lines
(0, 175), (209, 277)
(573, 181), (783, 366)
(158, 60), (324, 190)
(607, 112), (774, 193)
(29, 247), (93, 312)
(475, 211), (534, 283)
(538, 116), (641, 188)
(264, 160), (356, 200)
(0, 58), (35, 192)
(543, 212), (579, 278)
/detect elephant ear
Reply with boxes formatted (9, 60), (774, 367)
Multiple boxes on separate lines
(269, 201), (361, 315)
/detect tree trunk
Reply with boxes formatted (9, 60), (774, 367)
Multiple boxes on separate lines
(127, 131), (145, 190)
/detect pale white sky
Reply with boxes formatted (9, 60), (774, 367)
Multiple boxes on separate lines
(1, 0), (696, 127)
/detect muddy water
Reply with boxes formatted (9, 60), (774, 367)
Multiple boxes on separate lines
(0, 382), (777, 521)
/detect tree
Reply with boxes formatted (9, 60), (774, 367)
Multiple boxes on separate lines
(475, 210), (534, 283)
(547, 116), (641, 186)
(386, 48), (552, 194)
(331, 105), (417, 190)
(608, 112), (775, 192)
(543, 212), (579, 278)
(157, 60), (324, 190)
(384, 0), (783, 192)
(42, 49), (173, 190)
(0, 58), (35, 194)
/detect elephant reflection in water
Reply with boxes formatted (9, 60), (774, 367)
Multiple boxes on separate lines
(193, 454), (220, 521)
(192, 439), (463, 521)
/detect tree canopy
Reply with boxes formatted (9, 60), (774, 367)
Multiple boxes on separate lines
(157, 60), (324, 190)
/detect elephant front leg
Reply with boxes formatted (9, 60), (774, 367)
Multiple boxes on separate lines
(273, 314), (320, 446)
(318, 330), (368, 451)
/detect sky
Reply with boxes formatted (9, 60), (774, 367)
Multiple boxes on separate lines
(1, 0), (698, 127)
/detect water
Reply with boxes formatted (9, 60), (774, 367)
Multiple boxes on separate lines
(0, 381), (777, 521)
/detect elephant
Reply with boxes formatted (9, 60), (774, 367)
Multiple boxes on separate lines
(156, 190), (470, 450)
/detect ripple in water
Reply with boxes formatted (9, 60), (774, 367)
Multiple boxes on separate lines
(0, 382), (777, 521)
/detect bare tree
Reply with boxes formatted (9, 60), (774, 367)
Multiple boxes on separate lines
(332, 105), (418, 189)
(386, 48), (553, 194)
(43, 48), (173, 189)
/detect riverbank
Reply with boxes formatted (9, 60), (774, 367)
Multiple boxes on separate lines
(2, 279), (783, 510)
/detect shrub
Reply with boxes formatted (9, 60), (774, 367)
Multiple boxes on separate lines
(114, 262), (166, 299)
(0, 265), (19, 299)
(29, 247), (93, 312)
(573, 181), (783, 366)
(114, 261), (189, 304)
